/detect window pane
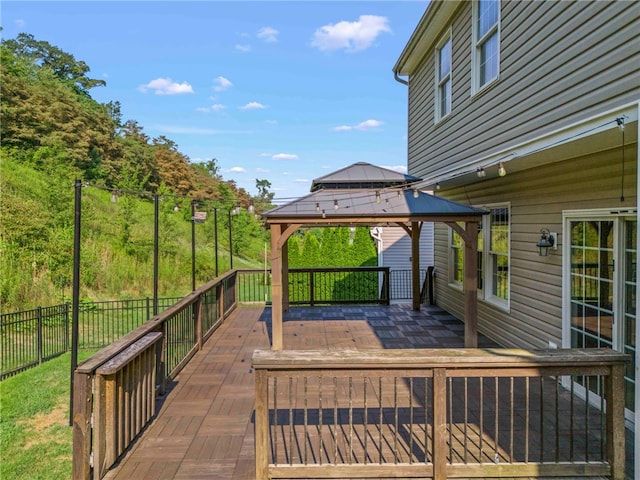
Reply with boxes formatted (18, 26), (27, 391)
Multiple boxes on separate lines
(440, 80), (451, 117)
(478, 0), (499, 38)
(439, 38), (451, 79)
(480, 33), (498, 85)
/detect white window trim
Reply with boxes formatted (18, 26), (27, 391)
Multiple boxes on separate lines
(434, 29), (452, 123)
(471, 0), (501, 96)
(448, 202), (510, 311)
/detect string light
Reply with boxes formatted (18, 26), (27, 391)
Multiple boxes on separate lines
(498, 162), (507, 177)
(476, 167), (486, 178)
(315, 202), (320, 213)
(436, 183), (441, 190)
(413, 188), (419, 198)
(333, 199), (339, 210)
(322, 209), (326, 219)
(375, 191), (381, 204)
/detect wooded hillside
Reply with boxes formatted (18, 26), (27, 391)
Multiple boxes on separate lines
(0, 33), (377, 312)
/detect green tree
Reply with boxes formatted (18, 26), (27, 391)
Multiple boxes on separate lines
(3, 33), (106, 95)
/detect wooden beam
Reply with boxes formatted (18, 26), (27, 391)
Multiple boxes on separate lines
(446, 221), (479, 347)
(463, 221), (478, 348)
(270, 224), (283, 350)
(411, 221), (422, 311)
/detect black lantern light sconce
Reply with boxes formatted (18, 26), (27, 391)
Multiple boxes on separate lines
(536, 228), (557, 257)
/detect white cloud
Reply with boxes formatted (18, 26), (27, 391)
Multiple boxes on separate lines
(235, 44), (251, 53)
(381, 165), (408, 174)
(266, 119), (278, 125)
(259, 153), (271, 157)
(311, 15), (391, 53)
(240, 101), (267, 110)
(15, 19), (25, 28)
(257, 26), (279, 43)
(196, 104), (227, 113)
(333, 119), (384, 131)
(295, 179), (310, 183)
(224, 166), (246, 174)
(138, 78), (194, 95)
(213, 76), (233, 92)
(256, 167), (271, 173)
(273, 153), (298, 161)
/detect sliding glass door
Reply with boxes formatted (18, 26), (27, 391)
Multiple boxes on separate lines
(567, 214), (636, 420)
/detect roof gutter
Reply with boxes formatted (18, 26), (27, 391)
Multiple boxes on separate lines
(394, 70), (408, 86)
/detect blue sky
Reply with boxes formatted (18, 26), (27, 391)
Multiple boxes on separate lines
(2, 1), (428, 201)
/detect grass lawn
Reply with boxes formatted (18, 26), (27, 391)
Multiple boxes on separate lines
(0, 351), (96, 480)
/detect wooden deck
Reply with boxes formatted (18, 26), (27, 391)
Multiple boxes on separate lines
(103, 304), (634, 480)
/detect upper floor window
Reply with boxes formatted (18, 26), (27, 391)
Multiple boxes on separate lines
(435, 33), (452, 120)
(473, 0), (500, 92)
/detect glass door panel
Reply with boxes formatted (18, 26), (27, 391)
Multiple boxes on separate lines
(623, 220), (637, 412)
(570, 220), (614, 350)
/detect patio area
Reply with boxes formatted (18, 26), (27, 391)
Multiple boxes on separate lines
(102, 304), (633, 479)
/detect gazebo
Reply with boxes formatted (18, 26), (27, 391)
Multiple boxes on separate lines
(263, 162), (487, 350)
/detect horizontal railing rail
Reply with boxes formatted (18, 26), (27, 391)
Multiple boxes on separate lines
(72, 270), (238, 480)
(253, 348), (629, 480)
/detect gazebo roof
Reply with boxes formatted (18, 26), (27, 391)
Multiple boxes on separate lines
(264, 187), (485, 225)
(310, 162), (421, 191)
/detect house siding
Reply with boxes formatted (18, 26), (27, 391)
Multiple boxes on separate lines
(433, 147), (637, 349)
(407, 0), (640, 180)
(378, 224), (434, 299)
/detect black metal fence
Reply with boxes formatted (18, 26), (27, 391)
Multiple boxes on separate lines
(3, 267), (435, 380)
(1, 296), (180, 380)
(236, 267), (434, 305)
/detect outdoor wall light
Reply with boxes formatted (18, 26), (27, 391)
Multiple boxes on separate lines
(536, 228), (557, 257)
(413, 187), (419, 198)
(498, 162), (507, 177)
(476, 167), (486, 178)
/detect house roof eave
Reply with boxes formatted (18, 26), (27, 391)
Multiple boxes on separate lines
(393, 0), (464, 77)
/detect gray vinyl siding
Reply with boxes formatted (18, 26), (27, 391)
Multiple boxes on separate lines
(433, 146), (637, 349)
(407, 0), (640, 180)
(380, 224), (434, 270)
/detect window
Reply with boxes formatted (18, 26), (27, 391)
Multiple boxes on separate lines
(435, 33), (452, 120)
(473, 0), (500, 92)
(450, 204), (510, 308)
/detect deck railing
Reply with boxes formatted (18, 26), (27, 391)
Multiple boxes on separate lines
(237, 267), (401, 305)
(253, 348), (629, 480)
(72, 270), (238, 480)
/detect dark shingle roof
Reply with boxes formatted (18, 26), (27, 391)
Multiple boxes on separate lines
(310, 162), (421, 191)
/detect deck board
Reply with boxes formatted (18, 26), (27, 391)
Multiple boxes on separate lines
(103, 304), (634, 480)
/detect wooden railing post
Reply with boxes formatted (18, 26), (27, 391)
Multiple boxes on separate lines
(72, 371), (93, 480)
(432, 367), (447, 480)
(607, 363), (626, 480)
(255, 369), (269, 480)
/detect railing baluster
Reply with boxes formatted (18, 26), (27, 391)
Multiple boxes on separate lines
(494, 376), (499, 464)
(288, 376), (293, 465)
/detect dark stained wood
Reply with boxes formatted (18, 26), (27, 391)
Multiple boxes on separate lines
(102, 305), (634, 480)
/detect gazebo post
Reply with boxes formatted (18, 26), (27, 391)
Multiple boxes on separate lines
(463, 221), (479, 348)
(411, 221), (422, 311)
(270, 223), (284, 350)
